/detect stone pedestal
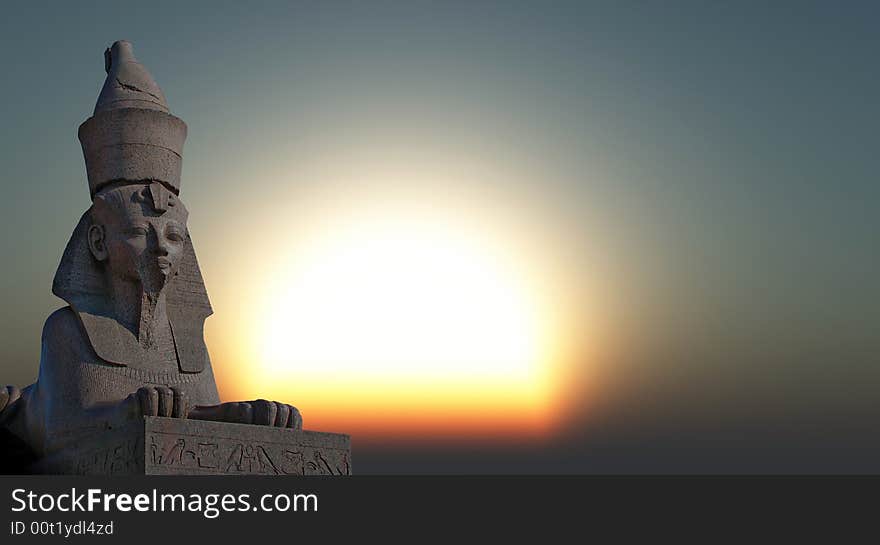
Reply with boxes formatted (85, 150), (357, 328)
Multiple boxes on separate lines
(42, 417), (351, 475)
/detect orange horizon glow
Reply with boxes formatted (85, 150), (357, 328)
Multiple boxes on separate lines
(211, 372), (569, 445)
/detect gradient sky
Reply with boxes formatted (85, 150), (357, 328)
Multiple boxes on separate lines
(1, 1), (879, 473)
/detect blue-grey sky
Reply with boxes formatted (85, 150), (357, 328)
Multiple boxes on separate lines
(1, 1), (879, 472)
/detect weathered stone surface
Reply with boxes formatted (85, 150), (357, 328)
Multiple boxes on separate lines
(0, 41), (347, 474)
(42, 417), (351, 476)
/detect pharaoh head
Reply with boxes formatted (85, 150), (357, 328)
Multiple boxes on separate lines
(51, 41), (211, 373)
(88, 182), (189, 297)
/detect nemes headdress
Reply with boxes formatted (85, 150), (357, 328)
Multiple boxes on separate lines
(53, 41), (211, 373)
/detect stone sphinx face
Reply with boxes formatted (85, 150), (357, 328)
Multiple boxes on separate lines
(88, 183), (189, 296)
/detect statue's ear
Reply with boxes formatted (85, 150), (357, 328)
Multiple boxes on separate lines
(87, 224), (108, 261)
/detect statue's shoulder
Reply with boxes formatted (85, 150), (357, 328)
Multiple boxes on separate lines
(38, 306), (98, 375)
(41, 306), (85, 345)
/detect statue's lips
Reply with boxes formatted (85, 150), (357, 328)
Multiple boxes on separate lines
(156, 257), (172, 272)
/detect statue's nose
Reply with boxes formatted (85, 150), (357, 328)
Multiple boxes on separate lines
(156, 235), (171, 256)
(148, 226), (170, 255)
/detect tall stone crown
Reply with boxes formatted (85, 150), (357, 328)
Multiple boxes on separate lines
(78, 41), (187, 198)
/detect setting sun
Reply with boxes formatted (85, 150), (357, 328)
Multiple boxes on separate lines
(237, 211), (560, 440)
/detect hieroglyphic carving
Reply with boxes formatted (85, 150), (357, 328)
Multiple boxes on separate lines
(74, 435), (144, 475)
(223, 443), (279, 474)
(146, 431), (351, 475)
(42, 418), (350, 475)
(278, 449), (350, 475)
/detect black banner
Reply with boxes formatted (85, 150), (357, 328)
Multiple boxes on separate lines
(0, 475), (876, 540)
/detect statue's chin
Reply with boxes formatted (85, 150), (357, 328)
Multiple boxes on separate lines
(139, 269), (171, 299)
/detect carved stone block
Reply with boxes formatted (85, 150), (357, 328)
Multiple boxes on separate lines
(42, 417), (351, 475)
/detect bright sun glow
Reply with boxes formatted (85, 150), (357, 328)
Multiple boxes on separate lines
(261, 217), (544, 382)
(235, 210), (561, 439)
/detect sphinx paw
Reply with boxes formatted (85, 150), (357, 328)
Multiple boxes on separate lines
(222, 400), (302, 429)
(251, 399), (302, 429)
(136, 386), (189, 418)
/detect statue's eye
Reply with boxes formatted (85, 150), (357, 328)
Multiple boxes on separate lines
(128, 226), (148, 237)
(166, 230), (185, 243)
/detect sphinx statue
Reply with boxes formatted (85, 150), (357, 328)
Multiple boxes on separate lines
(0, 41), (302, 472)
